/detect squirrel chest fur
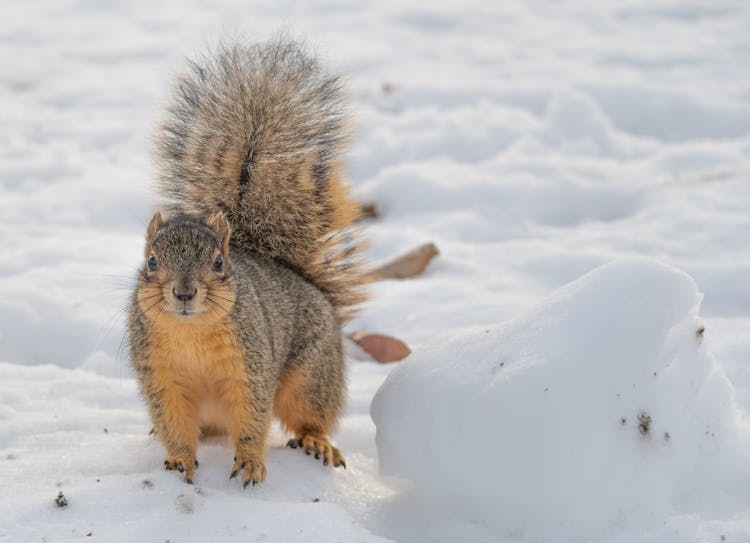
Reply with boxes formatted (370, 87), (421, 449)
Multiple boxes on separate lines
(127, 38), (366, 487)
(147, 310), (247, 436)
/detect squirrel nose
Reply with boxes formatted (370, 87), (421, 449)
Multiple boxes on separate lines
(172, 287), (197, 302)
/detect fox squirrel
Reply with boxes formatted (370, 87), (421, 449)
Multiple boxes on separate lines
(127, 38), (367, 487)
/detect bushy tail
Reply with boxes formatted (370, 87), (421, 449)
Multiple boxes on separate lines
(154, 37), (366, 321)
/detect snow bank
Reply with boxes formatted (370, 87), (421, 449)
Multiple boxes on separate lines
(371, 258), (746, 541)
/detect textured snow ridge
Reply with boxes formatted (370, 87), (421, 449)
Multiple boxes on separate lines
(372, 258), (749, 541)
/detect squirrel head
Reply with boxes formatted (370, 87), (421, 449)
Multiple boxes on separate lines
(137, 211), (236, 323)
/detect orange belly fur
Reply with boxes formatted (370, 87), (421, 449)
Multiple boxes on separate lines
(148, 312), (248, 438)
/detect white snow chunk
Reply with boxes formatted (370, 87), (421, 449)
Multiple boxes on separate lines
(371, 258), (746, 541)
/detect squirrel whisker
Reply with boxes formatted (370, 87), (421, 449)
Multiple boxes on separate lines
(141, 297), (166, 317)
(205, 292), (235, 304)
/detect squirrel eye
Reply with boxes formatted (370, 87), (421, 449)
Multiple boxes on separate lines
(147, 256), (157, 272)
(213, 255), (224, 272)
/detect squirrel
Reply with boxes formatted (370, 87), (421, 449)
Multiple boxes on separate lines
(127, 37), (367, 487)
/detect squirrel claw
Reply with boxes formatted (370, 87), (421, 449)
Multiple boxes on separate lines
(242, 478), (258, 489)
(230, 460), (246, 480)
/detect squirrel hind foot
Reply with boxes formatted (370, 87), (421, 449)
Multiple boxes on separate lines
(286, 434), (346, 469)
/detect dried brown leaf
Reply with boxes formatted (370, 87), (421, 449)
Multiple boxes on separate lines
(370, 242), (439, 280)
(350, 332), (411, 363)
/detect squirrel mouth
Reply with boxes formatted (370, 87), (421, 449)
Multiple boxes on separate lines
(172, 303), (198, 317)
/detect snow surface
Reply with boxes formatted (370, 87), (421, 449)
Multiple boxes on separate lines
(2, 1), (750, 542)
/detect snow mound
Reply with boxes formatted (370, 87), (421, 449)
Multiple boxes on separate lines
(371, 258), (746, 541)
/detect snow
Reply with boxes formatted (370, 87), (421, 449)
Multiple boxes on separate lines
(372, 258), (750, 542)
(2, 1), (750, 542)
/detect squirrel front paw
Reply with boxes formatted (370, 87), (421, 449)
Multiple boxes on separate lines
(164, 455), (198, 484)
(230, 452), (267, 488)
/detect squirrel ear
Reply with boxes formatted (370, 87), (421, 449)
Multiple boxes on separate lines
(146, 211), (165, 239)
(208, 212), (231, 255)
(144, 211), (165, 256)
